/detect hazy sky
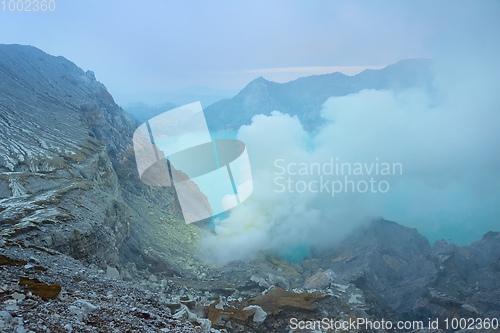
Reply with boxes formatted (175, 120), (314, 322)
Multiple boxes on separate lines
(1, 0), (490, 102)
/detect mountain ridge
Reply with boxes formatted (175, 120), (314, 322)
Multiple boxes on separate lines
(0, 44), (209, 277)
(205, 58), (434, 132)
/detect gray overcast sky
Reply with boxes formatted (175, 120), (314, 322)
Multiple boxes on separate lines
(0, 1), (497, 103)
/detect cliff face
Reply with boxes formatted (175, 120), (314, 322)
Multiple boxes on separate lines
(0, 44), (205, 275)
(300, 219), (500, 322)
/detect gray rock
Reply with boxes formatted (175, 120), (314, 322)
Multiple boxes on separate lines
(69, 306), (84, 322)
(75, 299), (99, 313)
(12, 292), (25, 300)
(106, 266), (120, 279)
(15, 326), (28, 333)
(242, 305), (267, 324)
(172, 306), (189, 320)
(0, 310), (12, 326)
(197, 318), (212, 333)
(70, 299), (99, 321)
(5, 304), (19, 311)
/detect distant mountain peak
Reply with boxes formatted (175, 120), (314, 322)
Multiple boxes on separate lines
(246, 76), (271, 86)
(205, 59), (435, 131)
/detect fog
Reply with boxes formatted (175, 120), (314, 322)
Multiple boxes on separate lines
(198, 5), (500, 265)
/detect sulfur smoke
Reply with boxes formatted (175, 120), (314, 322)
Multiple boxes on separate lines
(198, 4), (500, 265)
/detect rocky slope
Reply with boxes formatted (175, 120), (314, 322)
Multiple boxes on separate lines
(204, 59), (434, 131)
(0, 45), (498, 332)
(0, 44), (209, 278)
(299, 219), (500, 327)
(2, 218), (497, 332)
(0, 242), (206, 333)
(0, 238), (407, 333)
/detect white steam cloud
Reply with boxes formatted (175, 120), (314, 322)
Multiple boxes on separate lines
(198, 5), (500, 265)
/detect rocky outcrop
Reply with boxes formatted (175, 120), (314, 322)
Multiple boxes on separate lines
(464, 232), (500, 318)
(302, 219), (500, 326)
(0, 44), (207, 277)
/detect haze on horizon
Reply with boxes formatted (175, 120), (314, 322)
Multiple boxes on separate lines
(1, 0), (492, 105)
